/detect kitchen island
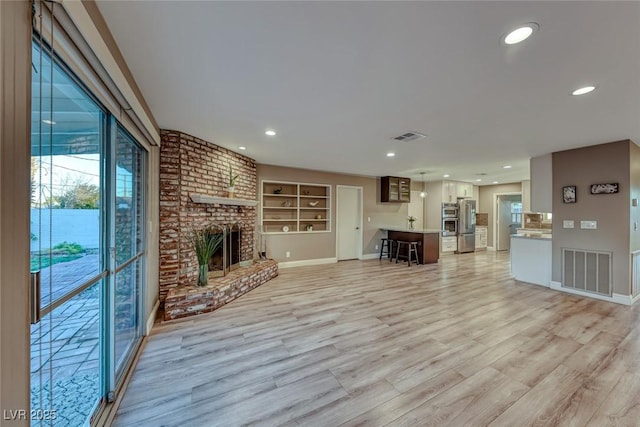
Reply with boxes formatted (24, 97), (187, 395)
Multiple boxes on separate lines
(510, 233), (552, 287)
(381, 228), (441, 264)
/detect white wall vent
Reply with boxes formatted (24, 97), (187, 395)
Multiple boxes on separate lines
(393, 132), (427, 142)
(562, 248), (612, 296)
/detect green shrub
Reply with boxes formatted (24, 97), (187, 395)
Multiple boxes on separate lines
(52, 241), (84, 255)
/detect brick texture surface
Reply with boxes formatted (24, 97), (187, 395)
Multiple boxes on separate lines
(159, 130), (258, 303)
(163, 260), (278, 321)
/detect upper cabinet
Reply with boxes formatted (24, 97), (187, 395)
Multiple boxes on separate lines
(441, 180), (473, 202)
(456, 182), (474, 199)
(381, 176), (411, 203)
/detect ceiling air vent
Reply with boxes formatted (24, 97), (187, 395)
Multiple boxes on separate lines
(393, 132), (427, 142)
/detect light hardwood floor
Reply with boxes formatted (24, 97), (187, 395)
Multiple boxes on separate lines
(114, 251), (640, 426)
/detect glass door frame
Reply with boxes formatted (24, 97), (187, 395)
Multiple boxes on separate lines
(106, 117), (146, 399)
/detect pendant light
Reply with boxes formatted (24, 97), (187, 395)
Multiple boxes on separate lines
(419, 172), (426, 198)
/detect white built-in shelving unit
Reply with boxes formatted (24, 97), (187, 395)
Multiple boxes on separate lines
(261, 180), (331, 234)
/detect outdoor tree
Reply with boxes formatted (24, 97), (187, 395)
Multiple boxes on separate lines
(52, 178), (100, 209)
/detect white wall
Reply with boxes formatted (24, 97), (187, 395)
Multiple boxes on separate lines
(30, 209), (100, 251)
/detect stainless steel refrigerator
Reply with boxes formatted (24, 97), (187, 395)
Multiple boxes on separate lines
(456, 199), (476, 253)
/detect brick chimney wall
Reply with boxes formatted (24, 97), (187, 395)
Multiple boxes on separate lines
(159, 130), (257, 303)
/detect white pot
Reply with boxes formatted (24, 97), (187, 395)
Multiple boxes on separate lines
(227, 186), (235, 197)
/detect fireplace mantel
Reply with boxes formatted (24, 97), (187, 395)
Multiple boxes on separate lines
(190, 193), (258, 206)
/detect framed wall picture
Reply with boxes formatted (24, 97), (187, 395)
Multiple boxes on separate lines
(590, 183), (619, 194)
(562, 185), (576, 203)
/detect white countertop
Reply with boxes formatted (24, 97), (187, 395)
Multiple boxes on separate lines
(512, 233), (552, 240)
(381, 227), (442, 234)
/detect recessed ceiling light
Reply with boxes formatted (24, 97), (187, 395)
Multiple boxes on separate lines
(42, 119), (56, 125)
(503, 23), (538, 45)
(443, 174), (450, 178)
(503, 165), (512, 169)
(265, 129), (277, 136)
(475, 179), (482, 182)
(238, 146), (246, 150)
(493, 181), (499, 184)
(572, 85), (596, 96)
(386, 152), (395, 157)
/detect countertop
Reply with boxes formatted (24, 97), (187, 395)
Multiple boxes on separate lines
(511, 234), (552, 241)
(381, 227), (442, 234)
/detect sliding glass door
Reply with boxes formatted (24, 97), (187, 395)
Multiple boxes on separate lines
(31, 38), (146, 426)
(30, 41), (105, 426)
(111, 125), (144, 382)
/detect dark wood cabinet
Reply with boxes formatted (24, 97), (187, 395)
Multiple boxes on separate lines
(387, 230), (439, 264)
(381, 176), (411, 203)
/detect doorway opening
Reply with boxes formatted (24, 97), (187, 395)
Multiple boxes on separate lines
(494, 193), (522, 251)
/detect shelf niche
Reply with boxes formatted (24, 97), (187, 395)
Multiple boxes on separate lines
(261, 180), (331, 234)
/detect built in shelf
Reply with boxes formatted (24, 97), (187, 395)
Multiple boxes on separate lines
(190, 194), (258, 206)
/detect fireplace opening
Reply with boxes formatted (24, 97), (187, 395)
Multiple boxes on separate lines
(208, 223), (242, 276)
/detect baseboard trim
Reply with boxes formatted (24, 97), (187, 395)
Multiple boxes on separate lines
(487, 246), (496, 251)
(278, 257), (337, 269)
(550, 281), (635, 305)
(146, 299), (160, 335)
(360, 253), (380, 260)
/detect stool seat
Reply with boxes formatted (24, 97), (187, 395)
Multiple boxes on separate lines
(395, 241), (420, 266)
(380, 238), (393, 261)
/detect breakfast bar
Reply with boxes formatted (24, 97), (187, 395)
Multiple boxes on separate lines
(381, 228), (441, 264)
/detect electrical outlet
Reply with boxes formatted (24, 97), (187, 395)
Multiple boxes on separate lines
(375, 244), (379, 250)
(563, 220), (574, 229)
(285, 251), (291, 258)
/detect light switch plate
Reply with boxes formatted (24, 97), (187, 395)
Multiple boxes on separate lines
(563, 220), (574, 229)
(580, 220), (597, 229)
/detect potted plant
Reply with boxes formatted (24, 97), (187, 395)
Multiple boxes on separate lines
(188, 225), (224, 287)
(227, 165), (239, 198)
(408, 216), (416, 230)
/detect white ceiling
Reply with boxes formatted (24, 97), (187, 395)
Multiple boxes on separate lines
(96, 1), (640, 185)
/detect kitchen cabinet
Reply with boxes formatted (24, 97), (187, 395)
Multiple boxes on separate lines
(261, 180), (331, 234)
(381, 176), (411, 203)
(443, 181), (457, 203)
(475, 226), (487, 250)
(456, 182), (473, 198)
(441, 236), (457, 253)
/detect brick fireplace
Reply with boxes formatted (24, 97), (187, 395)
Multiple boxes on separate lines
(159, 130), (277, 318)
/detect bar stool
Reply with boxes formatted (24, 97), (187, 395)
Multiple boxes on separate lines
(379, 238), (393, 261)
(395, 241), (420, 266)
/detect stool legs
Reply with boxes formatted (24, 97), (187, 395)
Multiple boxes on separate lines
(395, 241), (420, 266)
(380, 238), (393, 260)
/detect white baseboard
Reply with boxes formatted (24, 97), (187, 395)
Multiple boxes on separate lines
(487, 246), (496, 251)
(278, 257), (337, 269)
(360, 253), (380, 260)
(550, 281), (636, 305)
(146, 299), (160, 335)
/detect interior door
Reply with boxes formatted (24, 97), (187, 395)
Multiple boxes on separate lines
(337, 186), (362, 260)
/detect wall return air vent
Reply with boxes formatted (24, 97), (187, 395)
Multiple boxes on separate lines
(393, 132), (427, 142)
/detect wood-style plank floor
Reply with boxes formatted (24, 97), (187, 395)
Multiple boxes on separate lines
(114, 251), (640, 427)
